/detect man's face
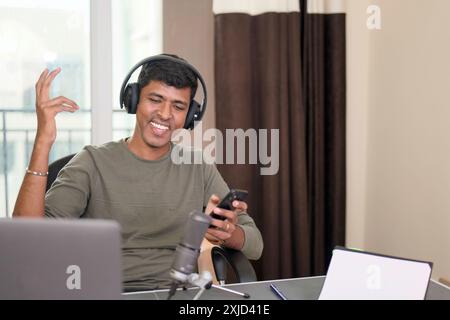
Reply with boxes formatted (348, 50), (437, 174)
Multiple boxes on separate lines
(135, 80), (191, 149)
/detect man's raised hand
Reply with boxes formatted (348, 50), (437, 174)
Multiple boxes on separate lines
(34, 67), (79, 147)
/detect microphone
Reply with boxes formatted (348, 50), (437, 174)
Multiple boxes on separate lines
(168, 209), (212, 299)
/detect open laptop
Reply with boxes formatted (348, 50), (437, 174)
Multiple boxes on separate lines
(319, 246), (433, 300)
(0, 218), (123, 300)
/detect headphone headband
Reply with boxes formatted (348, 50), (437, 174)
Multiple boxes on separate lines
(119, 54), (207, 129)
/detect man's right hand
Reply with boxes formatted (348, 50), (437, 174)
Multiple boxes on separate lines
(12, 68), (79, 218)
(35, 67), (79, 148)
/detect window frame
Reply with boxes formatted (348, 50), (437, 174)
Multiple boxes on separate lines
(90, 0), (113, 145)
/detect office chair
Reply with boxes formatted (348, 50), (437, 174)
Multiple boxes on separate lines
(210, 246), (257, 284)
(46, 153), (258, 284)
(46, 153), (77, 192)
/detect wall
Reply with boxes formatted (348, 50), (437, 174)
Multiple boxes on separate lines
(345, 0), (371, 250)
(346, 0), (450, 280)
(162, 0), (450, 281)
(163, 0), (215, 132)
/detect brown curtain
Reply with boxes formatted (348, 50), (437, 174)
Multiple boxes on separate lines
(214, 1), (346, 280)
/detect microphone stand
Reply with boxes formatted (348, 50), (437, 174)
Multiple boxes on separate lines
(168, 271), (250, 300)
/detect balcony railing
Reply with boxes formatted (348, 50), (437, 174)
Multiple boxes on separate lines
(1, 108), (132, 217)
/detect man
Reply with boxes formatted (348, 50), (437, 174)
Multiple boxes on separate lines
(13, 55), (263, 291)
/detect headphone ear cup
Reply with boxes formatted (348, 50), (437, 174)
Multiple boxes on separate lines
(124, 83), (140, 114)
(184, 100), (201, 130)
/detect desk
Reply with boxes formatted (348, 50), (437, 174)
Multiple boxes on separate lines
(123, 276), (450, 300)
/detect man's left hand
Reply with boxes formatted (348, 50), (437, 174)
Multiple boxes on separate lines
(204, 194), (247, 248)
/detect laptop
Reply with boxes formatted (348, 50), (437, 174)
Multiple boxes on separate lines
(0, 218), (123, 300)
(319, 246), (433, 300)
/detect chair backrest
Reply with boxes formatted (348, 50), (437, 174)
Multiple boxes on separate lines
(46, 153), (76, 192)
(211, 246), (257, 283)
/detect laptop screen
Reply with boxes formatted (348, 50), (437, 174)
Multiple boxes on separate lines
(0, 218), (123, 300)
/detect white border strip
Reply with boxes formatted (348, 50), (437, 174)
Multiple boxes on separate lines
(213, 0), (299, 15)
(213, 0), (345, 15)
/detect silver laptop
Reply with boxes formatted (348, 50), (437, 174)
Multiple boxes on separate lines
(0, 218), (122, 300)
(319, 246), (433, 300)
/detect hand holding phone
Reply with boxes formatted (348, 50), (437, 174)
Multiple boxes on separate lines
(210, 189), (248, 221)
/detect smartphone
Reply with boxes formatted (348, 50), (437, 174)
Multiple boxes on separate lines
(210, 189), (248, 221)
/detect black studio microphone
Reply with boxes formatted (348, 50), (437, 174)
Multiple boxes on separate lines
(168, 210), (212, 299)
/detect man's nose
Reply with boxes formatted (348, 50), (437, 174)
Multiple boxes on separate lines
(158, 102), (172, 120)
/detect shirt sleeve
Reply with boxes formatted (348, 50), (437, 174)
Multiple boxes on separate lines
(236, 212), (264, 260)
(44, 148), (95, 219)
(203, 163), (264, 260)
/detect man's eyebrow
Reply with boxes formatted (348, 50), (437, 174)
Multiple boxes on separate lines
(147, 92), (164, 99)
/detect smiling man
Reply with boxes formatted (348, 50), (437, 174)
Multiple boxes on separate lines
(128, 79), (190, 159)
(12, 54), (263, 291)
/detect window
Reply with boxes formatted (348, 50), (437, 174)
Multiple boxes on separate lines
(112, 0), (162, 140)
(0, 0), (163, 217)
(0, 0), (91, 217)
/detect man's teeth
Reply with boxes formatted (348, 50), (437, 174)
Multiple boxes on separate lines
(150, 121), (169, 130)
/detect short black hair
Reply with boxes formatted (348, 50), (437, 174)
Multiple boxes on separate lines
(137, 53), (198, 100)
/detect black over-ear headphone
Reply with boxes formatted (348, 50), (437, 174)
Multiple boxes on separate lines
(119, 54), (207, 130)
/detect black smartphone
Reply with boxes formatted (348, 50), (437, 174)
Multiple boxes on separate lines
(210, 189), (248, 221)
